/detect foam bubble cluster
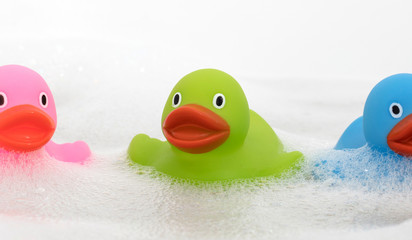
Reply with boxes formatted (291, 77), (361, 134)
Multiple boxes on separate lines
(310, 146), (412, 192)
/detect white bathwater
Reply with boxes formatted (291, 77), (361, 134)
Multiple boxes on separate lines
(0, 0), (411, 239)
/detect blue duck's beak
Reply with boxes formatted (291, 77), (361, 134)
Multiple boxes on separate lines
(387, 114), (412, 157)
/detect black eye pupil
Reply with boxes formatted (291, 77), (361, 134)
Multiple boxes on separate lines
(0, 95), (4, 106)
(173, 94), (180, 105)
(392, 105), (400, 115)
(41, 94), (47, 106)
(216, 96), (223, 106)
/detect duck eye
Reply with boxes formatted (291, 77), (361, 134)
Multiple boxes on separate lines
(39, 92), (48, 108)
(0, 92), (7, 108)
(213, 93), (225, 109)
(172, 92), (182, 108)
(389, 103), (403, 118)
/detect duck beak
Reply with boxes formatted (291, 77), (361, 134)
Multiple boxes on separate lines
(387, 114), (412, 157)
(0, 104), (56, 152)
(162, 104), (230, 154)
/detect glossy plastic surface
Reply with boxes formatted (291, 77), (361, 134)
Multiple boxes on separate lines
(163, 104), (230, 153)
(128, 69), (303, 180)
(0, 104), (55, 151)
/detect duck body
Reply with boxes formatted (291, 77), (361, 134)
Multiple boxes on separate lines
(130, 110), (302, 180)
(128, 69), (302, 181)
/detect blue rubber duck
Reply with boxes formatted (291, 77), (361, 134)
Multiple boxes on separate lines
(313, 74), (412, 185)
(312, 73), (412, 186)
(336, 73), (412, 156)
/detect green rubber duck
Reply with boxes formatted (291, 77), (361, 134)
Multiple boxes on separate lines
(128, 69), (303, 181)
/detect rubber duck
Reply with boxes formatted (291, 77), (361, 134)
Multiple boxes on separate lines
(0, 65), (91, 163)
(128, 69), (303, 180)
(336, 73), (412, 157)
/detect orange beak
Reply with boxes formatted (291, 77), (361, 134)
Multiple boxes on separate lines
(387, 114), (412, 157)
(0, 105), (56, 152)
(162, 104), (230, 154)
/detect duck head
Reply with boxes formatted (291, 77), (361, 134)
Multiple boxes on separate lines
(161, 69), (249, 154)
(364, 73), (412, 157)
(0, 65), (56, 152)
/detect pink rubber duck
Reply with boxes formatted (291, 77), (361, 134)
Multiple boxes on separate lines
(0, 65), (91, 163)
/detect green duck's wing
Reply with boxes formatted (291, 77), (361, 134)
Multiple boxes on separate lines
(242, 110), (303, 177)
(272, 150), (303, 175)
(128, 134), (167, 166)
(247, 110), (284, 152)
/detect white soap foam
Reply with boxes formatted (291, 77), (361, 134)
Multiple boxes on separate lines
(311, 147), (412, 192)
(0, 39), (410, 239)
